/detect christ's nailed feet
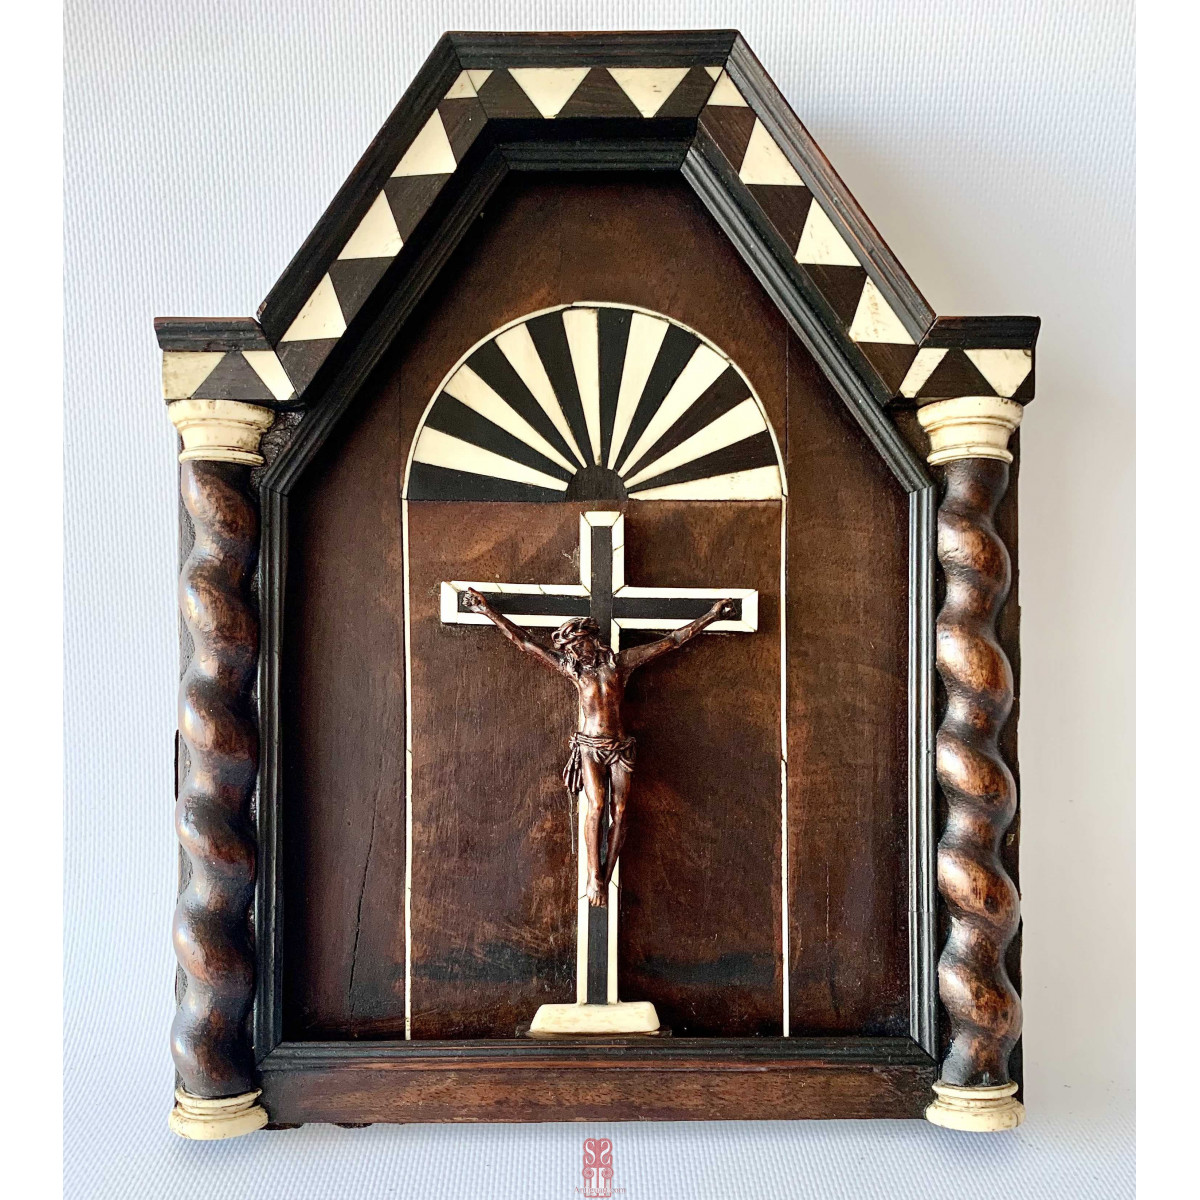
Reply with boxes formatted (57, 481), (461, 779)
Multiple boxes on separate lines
(586, 875), (607, 907)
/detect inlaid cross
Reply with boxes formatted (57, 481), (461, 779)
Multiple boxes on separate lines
(440, 511), (758, 1023)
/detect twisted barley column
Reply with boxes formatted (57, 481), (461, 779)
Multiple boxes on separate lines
(919, 397), (1025, 1132)
(168, 400), (273, 1139)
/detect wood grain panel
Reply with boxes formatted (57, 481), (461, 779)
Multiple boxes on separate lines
(784, 335), (911, 1036)
(616, 502), (782, 1035)
(406, 503), (582, 1038)
(281, 376), (406, 1038)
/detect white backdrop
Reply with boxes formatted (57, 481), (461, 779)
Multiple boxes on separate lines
(64, 2), (1134, 1197)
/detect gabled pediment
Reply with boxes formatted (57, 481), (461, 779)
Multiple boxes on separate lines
(155, 31), (1037, 444)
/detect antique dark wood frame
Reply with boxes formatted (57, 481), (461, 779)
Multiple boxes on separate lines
(160, 31), (1037, 1129)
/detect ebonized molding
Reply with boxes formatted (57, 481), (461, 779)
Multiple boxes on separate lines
(924, 316), (1042, 351)
(155, 317), (274, 354)
(909, 485), (938, 1055)
(449, 30), (741, 68)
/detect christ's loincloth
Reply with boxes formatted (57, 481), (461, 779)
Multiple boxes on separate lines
(562, 732), (637, 795)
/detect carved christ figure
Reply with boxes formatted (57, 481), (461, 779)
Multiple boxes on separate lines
(461, 588), (737, 907)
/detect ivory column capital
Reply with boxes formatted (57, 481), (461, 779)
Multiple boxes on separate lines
(168, 398), (275, 466)
(916, 396), (1023, 466)
(168, 1088), (269, 1140)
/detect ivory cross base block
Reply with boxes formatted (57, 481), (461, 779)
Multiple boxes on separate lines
(529, 1001), (661, 1036)
(155, 28), (1039, 1136)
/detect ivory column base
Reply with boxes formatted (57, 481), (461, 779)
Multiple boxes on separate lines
(925, 1081), (1025, 1132)
(169, 1087), (269, 1139)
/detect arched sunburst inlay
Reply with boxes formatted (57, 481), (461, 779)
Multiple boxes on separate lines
(405, 303), (785, 501)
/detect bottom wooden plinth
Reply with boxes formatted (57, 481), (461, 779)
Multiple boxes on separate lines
(168, 1087), (269, 1139)
(528, 1001), (660, 1036)
(258, 1038), (937, 1124)
(925, 1081), (1025, 1131)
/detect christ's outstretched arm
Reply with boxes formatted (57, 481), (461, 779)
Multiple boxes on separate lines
(617, 597), (737, 676)
(461, 587), (567, 676)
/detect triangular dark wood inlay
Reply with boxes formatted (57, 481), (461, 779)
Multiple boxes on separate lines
(916, 348), (998, 399)
(558, 69), (643, 119)
(699, 105), (757, 172)
(328, 257), (393, 324)
(804, 263), (870, 327)
(191, 351), (277, 402)
(275, 338), (339, 395)
(438, 97), (487, 161)
(383, 174), (451, 241)
(857, 341), (921, 395)
(655, 66), (719, 119)
(748, 184), (813, 255)
(475, 69), (544, 119)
